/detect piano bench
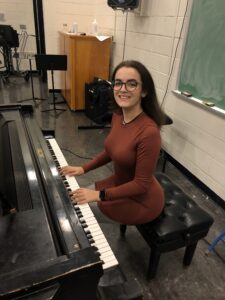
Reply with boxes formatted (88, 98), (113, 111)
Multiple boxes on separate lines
(120, 172), (214, 280)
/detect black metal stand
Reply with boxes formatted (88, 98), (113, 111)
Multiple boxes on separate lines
(42, 69), (66, 113)
(34, 54), (67, 114)
(19, 58), (46, 105)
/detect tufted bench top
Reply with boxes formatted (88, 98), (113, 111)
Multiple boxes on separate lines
(137, 173), (214, 245)
(121, 172), (214, 279)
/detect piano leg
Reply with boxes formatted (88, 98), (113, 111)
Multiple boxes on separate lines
(54, 266), (102, 300)
(97, 267), (143, 300)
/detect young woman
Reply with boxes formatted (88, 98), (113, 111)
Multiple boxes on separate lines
(60, 60), (165, 225)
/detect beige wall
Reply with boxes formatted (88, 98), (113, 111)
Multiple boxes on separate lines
(42, 0), (115, 88)
(1, 0), (225, 202)
(109, 0), (225, 202)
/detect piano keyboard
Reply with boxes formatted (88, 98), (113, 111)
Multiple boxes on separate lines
(47, 138), (119, 270)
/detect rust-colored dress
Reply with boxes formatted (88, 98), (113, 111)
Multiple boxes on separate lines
(82, 111), (164, 225)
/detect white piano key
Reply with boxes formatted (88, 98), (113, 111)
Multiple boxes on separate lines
(47, 138), (118, 270)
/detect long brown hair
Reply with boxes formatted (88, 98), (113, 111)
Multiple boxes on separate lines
(112, 60), (165, 127)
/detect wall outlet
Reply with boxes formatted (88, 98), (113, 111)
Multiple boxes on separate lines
(20, 24), (27, 30)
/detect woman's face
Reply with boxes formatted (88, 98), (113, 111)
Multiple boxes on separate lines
(113, 67), (145, 111)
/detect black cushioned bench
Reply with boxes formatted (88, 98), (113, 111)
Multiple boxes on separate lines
(120, 172), (214, 279)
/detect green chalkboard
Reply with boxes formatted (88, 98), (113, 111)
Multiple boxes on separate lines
(178, 0), (225, 111)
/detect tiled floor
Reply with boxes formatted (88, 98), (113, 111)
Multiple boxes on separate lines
(1, 74), (224, 299)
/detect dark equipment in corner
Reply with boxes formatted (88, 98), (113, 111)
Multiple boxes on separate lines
(0, 25), (19, 48)
(0, 25), (19, 82)
(78, 79), (113, 129)
(35, 54), (67, 113)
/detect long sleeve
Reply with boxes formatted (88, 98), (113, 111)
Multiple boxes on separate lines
(82, 150), (112, 173)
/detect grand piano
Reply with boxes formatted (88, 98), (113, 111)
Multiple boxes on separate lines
(0, 104), (142, 300)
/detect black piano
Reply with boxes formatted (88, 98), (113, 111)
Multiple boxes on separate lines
(0, 104), (142, 300)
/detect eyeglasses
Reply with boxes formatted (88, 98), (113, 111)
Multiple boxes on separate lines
(112, 79), (141, 92)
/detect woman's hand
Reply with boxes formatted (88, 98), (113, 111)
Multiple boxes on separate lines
(70, 188), (100, 205)
(60, 165), (84, 177)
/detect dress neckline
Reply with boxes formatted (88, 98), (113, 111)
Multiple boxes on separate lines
(122, 111), (144, 126)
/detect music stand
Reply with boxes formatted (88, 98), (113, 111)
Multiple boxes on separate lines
(18, 54), (46, 105)
(35, 54), (67, 113)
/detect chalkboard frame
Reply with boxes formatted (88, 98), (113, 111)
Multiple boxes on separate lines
(176, 0), (225, 116)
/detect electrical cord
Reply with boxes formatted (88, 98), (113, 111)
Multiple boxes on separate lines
(60, 147), (113, 173)
(61, 147), (93, 160)
(122, 10), (129, 61)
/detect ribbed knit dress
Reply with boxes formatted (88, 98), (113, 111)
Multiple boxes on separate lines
(82, 111), (164, 225)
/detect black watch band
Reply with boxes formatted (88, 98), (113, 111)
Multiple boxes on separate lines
(99, 190), (106, 201)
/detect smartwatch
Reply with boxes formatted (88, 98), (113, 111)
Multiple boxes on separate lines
(99, 190), (106, 201)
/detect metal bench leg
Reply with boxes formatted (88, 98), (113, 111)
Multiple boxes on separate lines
(183, 242), (197, 266)
(120, 224), (127, 236)
(147, 248), (161, 279)
(161, 150), (168, 173)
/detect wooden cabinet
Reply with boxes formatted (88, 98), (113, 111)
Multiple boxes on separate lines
(60, 32), (112, 110)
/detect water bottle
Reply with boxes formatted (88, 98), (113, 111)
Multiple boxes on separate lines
(62, 23), (68, 32)
(91, 19), (98, 35)
(72, 22), (78, 34)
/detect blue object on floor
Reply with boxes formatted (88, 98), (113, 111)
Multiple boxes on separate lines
(208, 229), (225, 252)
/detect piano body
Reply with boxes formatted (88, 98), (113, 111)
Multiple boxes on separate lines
(0, 104), (104, 299)
(0, 104), (143, 300)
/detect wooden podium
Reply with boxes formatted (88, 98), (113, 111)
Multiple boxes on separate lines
(60, 32), (112, 110)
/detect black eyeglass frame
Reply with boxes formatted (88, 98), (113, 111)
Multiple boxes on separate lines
(112, 79), (142, 92)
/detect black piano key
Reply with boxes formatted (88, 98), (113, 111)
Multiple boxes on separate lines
(89, 239), (95, 244)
